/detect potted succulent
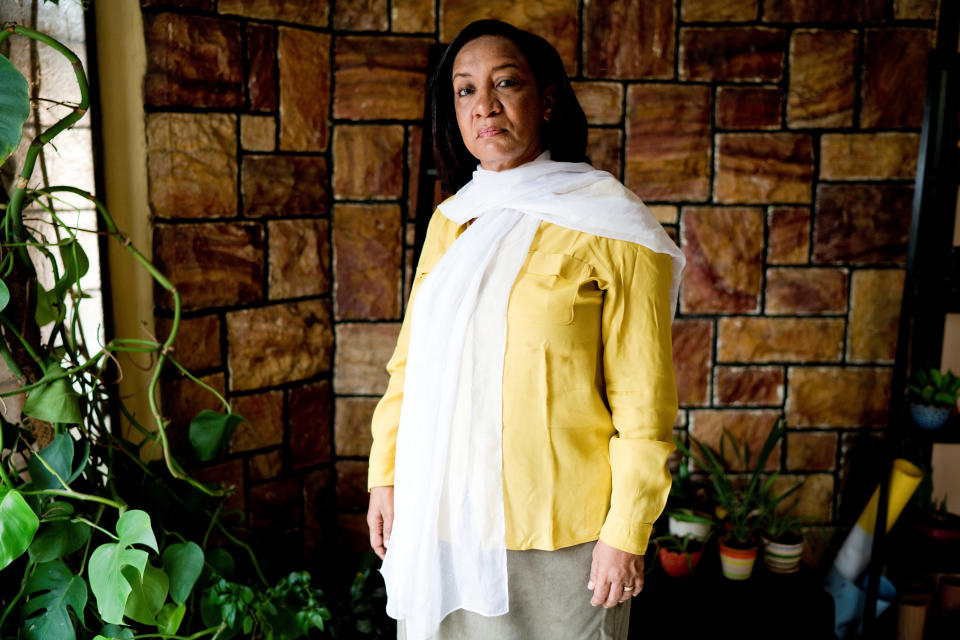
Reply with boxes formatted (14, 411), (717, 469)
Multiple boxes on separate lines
(907, 366), (960, 429)
(675, 419), (801, 581)
(652, 533), (708, 578)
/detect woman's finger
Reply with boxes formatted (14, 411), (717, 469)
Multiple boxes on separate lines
(604, 579), (624, 608)
(590, 578), (612, 607)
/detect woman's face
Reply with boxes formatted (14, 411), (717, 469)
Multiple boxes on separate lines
(452, 35), (554, 172)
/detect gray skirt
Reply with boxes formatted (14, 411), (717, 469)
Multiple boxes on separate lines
(397, 542), (632, 640)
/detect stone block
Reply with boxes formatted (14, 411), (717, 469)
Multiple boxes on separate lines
(333, 204), (403, 320)
(144, 13), (242, 107)
(195, 459), (244, 512)
(717, 317), (844, 362)
(226, 300), (333, 391)
(714, 366), (784, 406)
(862, 29), (933, 129)
(267, 219), (331, 300)
(155, 314), (221, 372)
(332, 125), (405, 200)
(763, 0), (885, 22)
(848, 269), (905, 363)
(820, 133), (919, 181)
(219, 0), (329, 26)
(649, 206), (678, 224)
(680, 206), (763, 314)
(767, 207), (810, 265)
(242, 155), (329, 217)
(407, 125), (423, 219)
(787, 30), (856, 128)
(772, 474), (833, 522)
(572, 82), (624, 125)
(303, 468), (333, 558)
(586, 128), (622, 179)
(249, 449), (283, 483)
(335, 397), (378, 457)
(336, 514), (372, 552)
(249, 477), (301, 528)
(716, 86), (781, 130)
(333, 0), (388, 30)
(289, 380), (332, 469)
(246, 24), (276, 112)
(679, 27), (786, 82)
(240, 115), (276, 152)
(162, 373), (226, 450)
(812, 184), (913, 264)
(334, 323), (401, 394)
(765, 267), (848, 315)
(680, 0), (758, 21)
(336, 460), (369, 512)
(146, 113), (237, 219)
(392, 0), (435, 32)
(786, 432), (837, 471)
(672, 319), (713, 407)
(142, 0), (214, 7)
(894, 0), (937, 19)
(153, 223), (263, 311)
(714, 133), (814, 204)
(334, 36), (431, 120)
(625, 84), (711, 202)
(230, 390), (285, 453)
(786, 367), (892, 427)
(689, 410), (782, 471)
(583, 0), (674, 79)
(279, 28), (331, 151)
(441, 0), (579, 75)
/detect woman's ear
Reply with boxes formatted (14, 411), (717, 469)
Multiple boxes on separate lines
(542, 86), (556, 122)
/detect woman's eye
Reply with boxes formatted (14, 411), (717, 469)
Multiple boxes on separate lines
(455, 87), (473, 97)
(497, 78), (517, 88)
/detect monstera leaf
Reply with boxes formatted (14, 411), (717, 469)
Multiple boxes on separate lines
(0, 53), (29, 165)
(0, 485), (39, 570)
(21, 560), (87, 640)
(88, 510), (158, 625)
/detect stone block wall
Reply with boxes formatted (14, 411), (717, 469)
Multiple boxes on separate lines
(139, 0), (939, 565)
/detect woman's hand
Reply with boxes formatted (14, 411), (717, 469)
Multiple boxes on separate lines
(587, 539), (644, 608)
(367, 486), (394, 559)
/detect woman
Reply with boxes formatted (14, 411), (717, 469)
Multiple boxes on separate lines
(367, 19), (684, 640)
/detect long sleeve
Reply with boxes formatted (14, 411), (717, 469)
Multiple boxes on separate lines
(367, 211), (459, 489)
(597, 244), (678, 555)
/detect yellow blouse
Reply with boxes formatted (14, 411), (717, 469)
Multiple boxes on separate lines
(368, 210), (678, 555)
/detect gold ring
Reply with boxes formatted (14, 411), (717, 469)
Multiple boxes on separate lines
(622, 586), (634, 592)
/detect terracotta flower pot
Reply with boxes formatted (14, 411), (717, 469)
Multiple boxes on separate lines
(762, 535), (804, 574)
(658, 546), (703, 578)
(718, 537), (758, 581)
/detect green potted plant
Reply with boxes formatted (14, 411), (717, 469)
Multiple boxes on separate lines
(907, 366), (959, 429)
(666, 448), (715, 541)
(651, 532), (708, 578)
(759, 495), (807, 574)
(675, 419), (800, 581)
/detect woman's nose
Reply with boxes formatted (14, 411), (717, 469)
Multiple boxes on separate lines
(473, 86), (501, 117)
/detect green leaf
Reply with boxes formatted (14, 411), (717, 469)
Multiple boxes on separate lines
(21, 560), (87, 640)
(0, 53), (29, 164)
(0, 485), (40, 569)
(59, 240), (89, 289)
(22, 367), (82, 424)
(27, 433), (74, 490)
(88, 511), (157, 624)
(157, 603), (186, 635)
(123, 563), (168, 625)
(0, 278), (9, 312)
(29, 519), (90, 563)
(97, 624), (134, 639)
(162, 541), (204, 605)
(934, 391), (956, 406)
(189, 410), (243, 461)
(206, 547), (235, 579)
(34, 284), (63, 327)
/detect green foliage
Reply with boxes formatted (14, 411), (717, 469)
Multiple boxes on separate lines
(907, 366), (960, 407)
(162, 542), (204, 605)
(0, 53), (29, 163)
(0, 485), (40, 569)
(0, 278), (10, 312)
(88, 510), (157, 624)
(189, 410), (244, 461)
(21, 560), (87, 640)
(22, 366), (83, 424)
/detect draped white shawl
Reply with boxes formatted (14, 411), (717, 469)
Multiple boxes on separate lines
(381, 152), (684, 640)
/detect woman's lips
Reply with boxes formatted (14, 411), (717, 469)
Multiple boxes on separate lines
(477, 127), (504, 138)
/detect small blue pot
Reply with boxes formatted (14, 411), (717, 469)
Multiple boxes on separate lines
(910, 403), (953, 430)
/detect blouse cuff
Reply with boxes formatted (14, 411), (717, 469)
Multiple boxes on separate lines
(599, 514), (653, 556)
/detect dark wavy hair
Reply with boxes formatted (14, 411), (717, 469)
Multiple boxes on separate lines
(430, 20), (588, 193)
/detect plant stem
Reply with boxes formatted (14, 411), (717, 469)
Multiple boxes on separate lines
(0, 560), (33, 630)
(20, 488), (123, 510)
(215, 519), (268, 587)
(168, 357), (231, 413)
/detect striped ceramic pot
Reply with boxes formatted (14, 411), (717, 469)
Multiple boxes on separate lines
(718, 537), (758, 581)
(762, 536), (804, 574)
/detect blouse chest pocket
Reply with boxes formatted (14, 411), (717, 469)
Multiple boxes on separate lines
(507, 252), (589, 325)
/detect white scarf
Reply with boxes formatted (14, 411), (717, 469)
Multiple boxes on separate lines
(381, 152), (684, 640)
